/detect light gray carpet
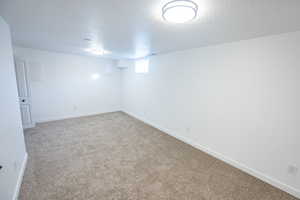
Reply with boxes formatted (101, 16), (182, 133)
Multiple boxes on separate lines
(20, 111), (298, 200)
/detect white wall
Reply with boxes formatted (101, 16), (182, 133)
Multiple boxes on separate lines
(121, 31), (300, 197)
(14, 47), (121, 123)
(0, 17), (27, 200)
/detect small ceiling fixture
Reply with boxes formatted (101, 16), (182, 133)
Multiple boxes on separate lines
(162, 0), (198, 23)
(83, 38), (92, 42)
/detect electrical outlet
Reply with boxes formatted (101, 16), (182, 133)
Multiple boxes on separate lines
(186, 127), (191, 133)
(13, 161), (18, 171)
(288, 165), (298, 176)
(73, 105), (77, 111)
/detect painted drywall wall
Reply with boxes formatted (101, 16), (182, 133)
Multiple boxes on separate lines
(13, 47), (121, 123)
(121, 31), (300, 197)
(0, 17), (27, 200)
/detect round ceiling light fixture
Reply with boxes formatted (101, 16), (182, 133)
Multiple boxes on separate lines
(162, 0), (198, 23)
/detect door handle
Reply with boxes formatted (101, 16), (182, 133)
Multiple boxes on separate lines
(22, 99), (26, 103)
(0, 165), (2, 170)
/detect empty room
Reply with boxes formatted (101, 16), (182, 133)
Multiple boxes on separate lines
(0, 0), (299, 199)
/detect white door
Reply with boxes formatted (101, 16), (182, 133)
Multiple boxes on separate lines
(14, 58), (35, 129)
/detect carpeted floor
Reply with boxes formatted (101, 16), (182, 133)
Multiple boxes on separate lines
(19, 111), (298, 200)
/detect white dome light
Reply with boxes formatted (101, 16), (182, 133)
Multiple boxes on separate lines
(162, 0), (198, 23)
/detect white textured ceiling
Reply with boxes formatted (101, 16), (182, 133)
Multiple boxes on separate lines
(1, 0), (300, 59)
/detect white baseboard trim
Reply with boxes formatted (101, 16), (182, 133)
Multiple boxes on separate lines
(23, 122), (36, 130)
(35, 110), (122, 123)
(12, 153), (28, 200)
(122, 110), (300, 199)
